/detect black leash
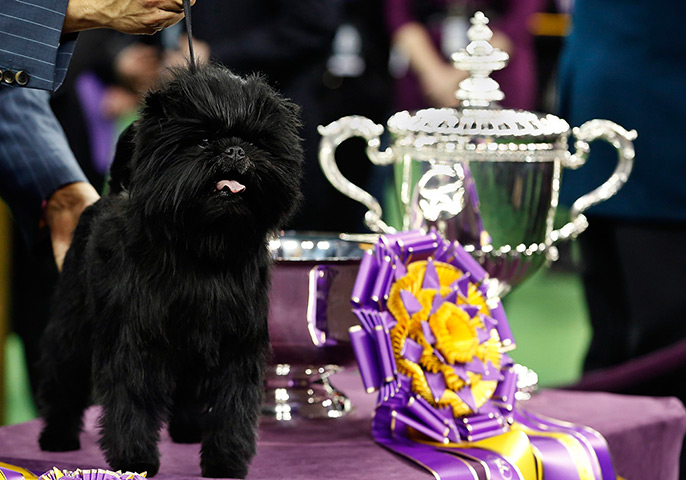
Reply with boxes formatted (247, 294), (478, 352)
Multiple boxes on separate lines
(182, 0), (196, 71)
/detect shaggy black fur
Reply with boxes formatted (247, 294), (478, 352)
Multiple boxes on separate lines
(36, 64), (303, 478)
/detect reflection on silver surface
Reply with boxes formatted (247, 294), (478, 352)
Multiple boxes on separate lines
(317, 12), (636, 298)
(270, 231), (370, 262)
(415, 164), (466, 222)
(514, 363), (540, 402)
(263, 365), (352, 421)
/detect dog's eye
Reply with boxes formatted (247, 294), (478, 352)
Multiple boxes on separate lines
(198, 139), (210, 149)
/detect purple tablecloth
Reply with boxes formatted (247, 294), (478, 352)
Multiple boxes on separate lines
(1, 369), (685, 480)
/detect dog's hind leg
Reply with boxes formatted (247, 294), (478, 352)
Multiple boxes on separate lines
(200, 343), (268, 479)
(36, 322), (92, 451)
(37, 231), (94, 452)
(96, 341), (173, 478)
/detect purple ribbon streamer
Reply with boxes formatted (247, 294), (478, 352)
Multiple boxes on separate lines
(525, 435), (582, 480)
(0, 466), (28, 480)
(514, 408), (616, 480)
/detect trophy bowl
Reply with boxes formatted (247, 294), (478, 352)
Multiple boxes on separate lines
(318, 12), (636, 298)
(265, 231), (372, 421)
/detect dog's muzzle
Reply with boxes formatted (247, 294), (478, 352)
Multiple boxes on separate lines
(223, 146), (251, 175)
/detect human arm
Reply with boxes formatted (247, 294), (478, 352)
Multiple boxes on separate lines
(391, 21), (467, 108)
(0, 88), (99, 270)
(384, 0), (520, 108)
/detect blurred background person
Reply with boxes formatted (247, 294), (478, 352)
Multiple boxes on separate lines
(385, 0), (543, 112)
(558, 0), (686, 401)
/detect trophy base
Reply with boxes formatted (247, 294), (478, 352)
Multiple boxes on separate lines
(262, 364), (353, 422)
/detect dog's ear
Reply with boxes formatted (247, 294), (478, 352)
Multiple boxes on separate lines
(107, 122), (137, 194)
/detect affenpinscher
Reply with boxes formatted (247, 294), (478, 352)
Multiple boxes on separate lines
(37, 64), (303, 478)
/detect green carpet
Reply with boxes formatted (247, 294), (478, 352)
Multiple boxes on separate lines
(2, 269), (590, 426)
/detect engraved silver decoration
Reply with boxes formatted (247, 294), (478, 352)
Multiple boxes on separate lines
(318, 11), (636, 298)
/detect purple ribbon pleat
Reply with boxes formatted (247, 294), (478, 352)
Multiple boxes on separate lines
(434, 239), (454, 263)
(380, 311), (397, 331)
(351, 250), (378, 307)
(492, 368), (517, 406)
(349, 327), (381, 392)
(422, 321), (437, 345)
(401, 290), (423, 316)
(489, 303), (515, 348)
(454, 275), (472, 297)
(407, 396), (452, 439)
(401, 338), (424, 363)
(462, 305), (480, 319)
(374, 326), (397, 382)
(371, 256), (395, 306)
(453, 247), (487, 283)
(423, 259), (441, 290)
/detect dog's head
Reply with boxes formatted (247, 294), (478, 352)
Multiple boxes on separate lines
(119, 64), (303, 246)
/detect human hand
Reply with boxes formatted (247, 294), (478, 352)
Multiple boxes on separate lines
(43, 182), (100, 271)
(418, 63), (468, 108)
(63, 0), (196, 35)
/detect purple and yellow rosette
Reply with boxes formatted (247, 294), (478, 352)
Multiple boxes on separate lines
(0, 466), (146, 480)
(349, 229), (619, 480)
(36, 468), (146, 480)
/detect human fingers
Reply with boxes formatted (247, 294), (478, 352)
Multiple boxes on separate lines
(157, 0), (195, 13)
(141, 11), (184, 34)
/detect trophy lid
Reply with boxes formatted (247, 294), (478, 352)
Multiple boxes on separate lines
(386, 12), (569, 160)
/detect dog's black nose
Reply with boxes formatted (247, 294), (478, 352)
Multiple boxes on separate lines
(225, 146), (245, 161)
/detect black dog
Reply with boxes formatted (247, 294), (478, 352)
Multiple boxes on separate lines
(36, 64), (303, 478)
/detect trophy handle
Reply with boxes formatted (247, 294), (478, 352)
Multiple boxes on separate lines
(318, 116), (396, 233)
(550, 119), (637, 244)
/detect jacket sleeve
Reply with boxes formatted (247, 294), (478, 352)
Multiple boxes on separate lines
(0, 88), (88, 246)
(0, 0), (77, 91)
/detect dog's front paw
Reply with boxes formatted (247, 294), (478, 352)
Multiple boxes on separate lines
(109, 458), (160, 478)
(39, 427), (80, 452)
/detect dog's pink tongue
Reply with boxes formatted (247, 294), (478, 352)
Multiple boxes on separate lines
(216, 180), (246, 193)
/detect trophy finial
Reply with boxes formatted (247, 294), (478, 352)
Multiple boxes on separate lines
(452, 11), (509, 107)
(467, 11), (491, 43)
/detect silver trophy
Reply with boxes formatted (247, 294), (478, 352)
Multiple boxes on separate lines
(318, 12), (636, 298)
(265, 232), (369, 421)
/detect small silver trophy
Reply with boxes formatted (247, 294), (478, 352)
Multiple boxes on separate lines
(318, 11), (636, 298)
